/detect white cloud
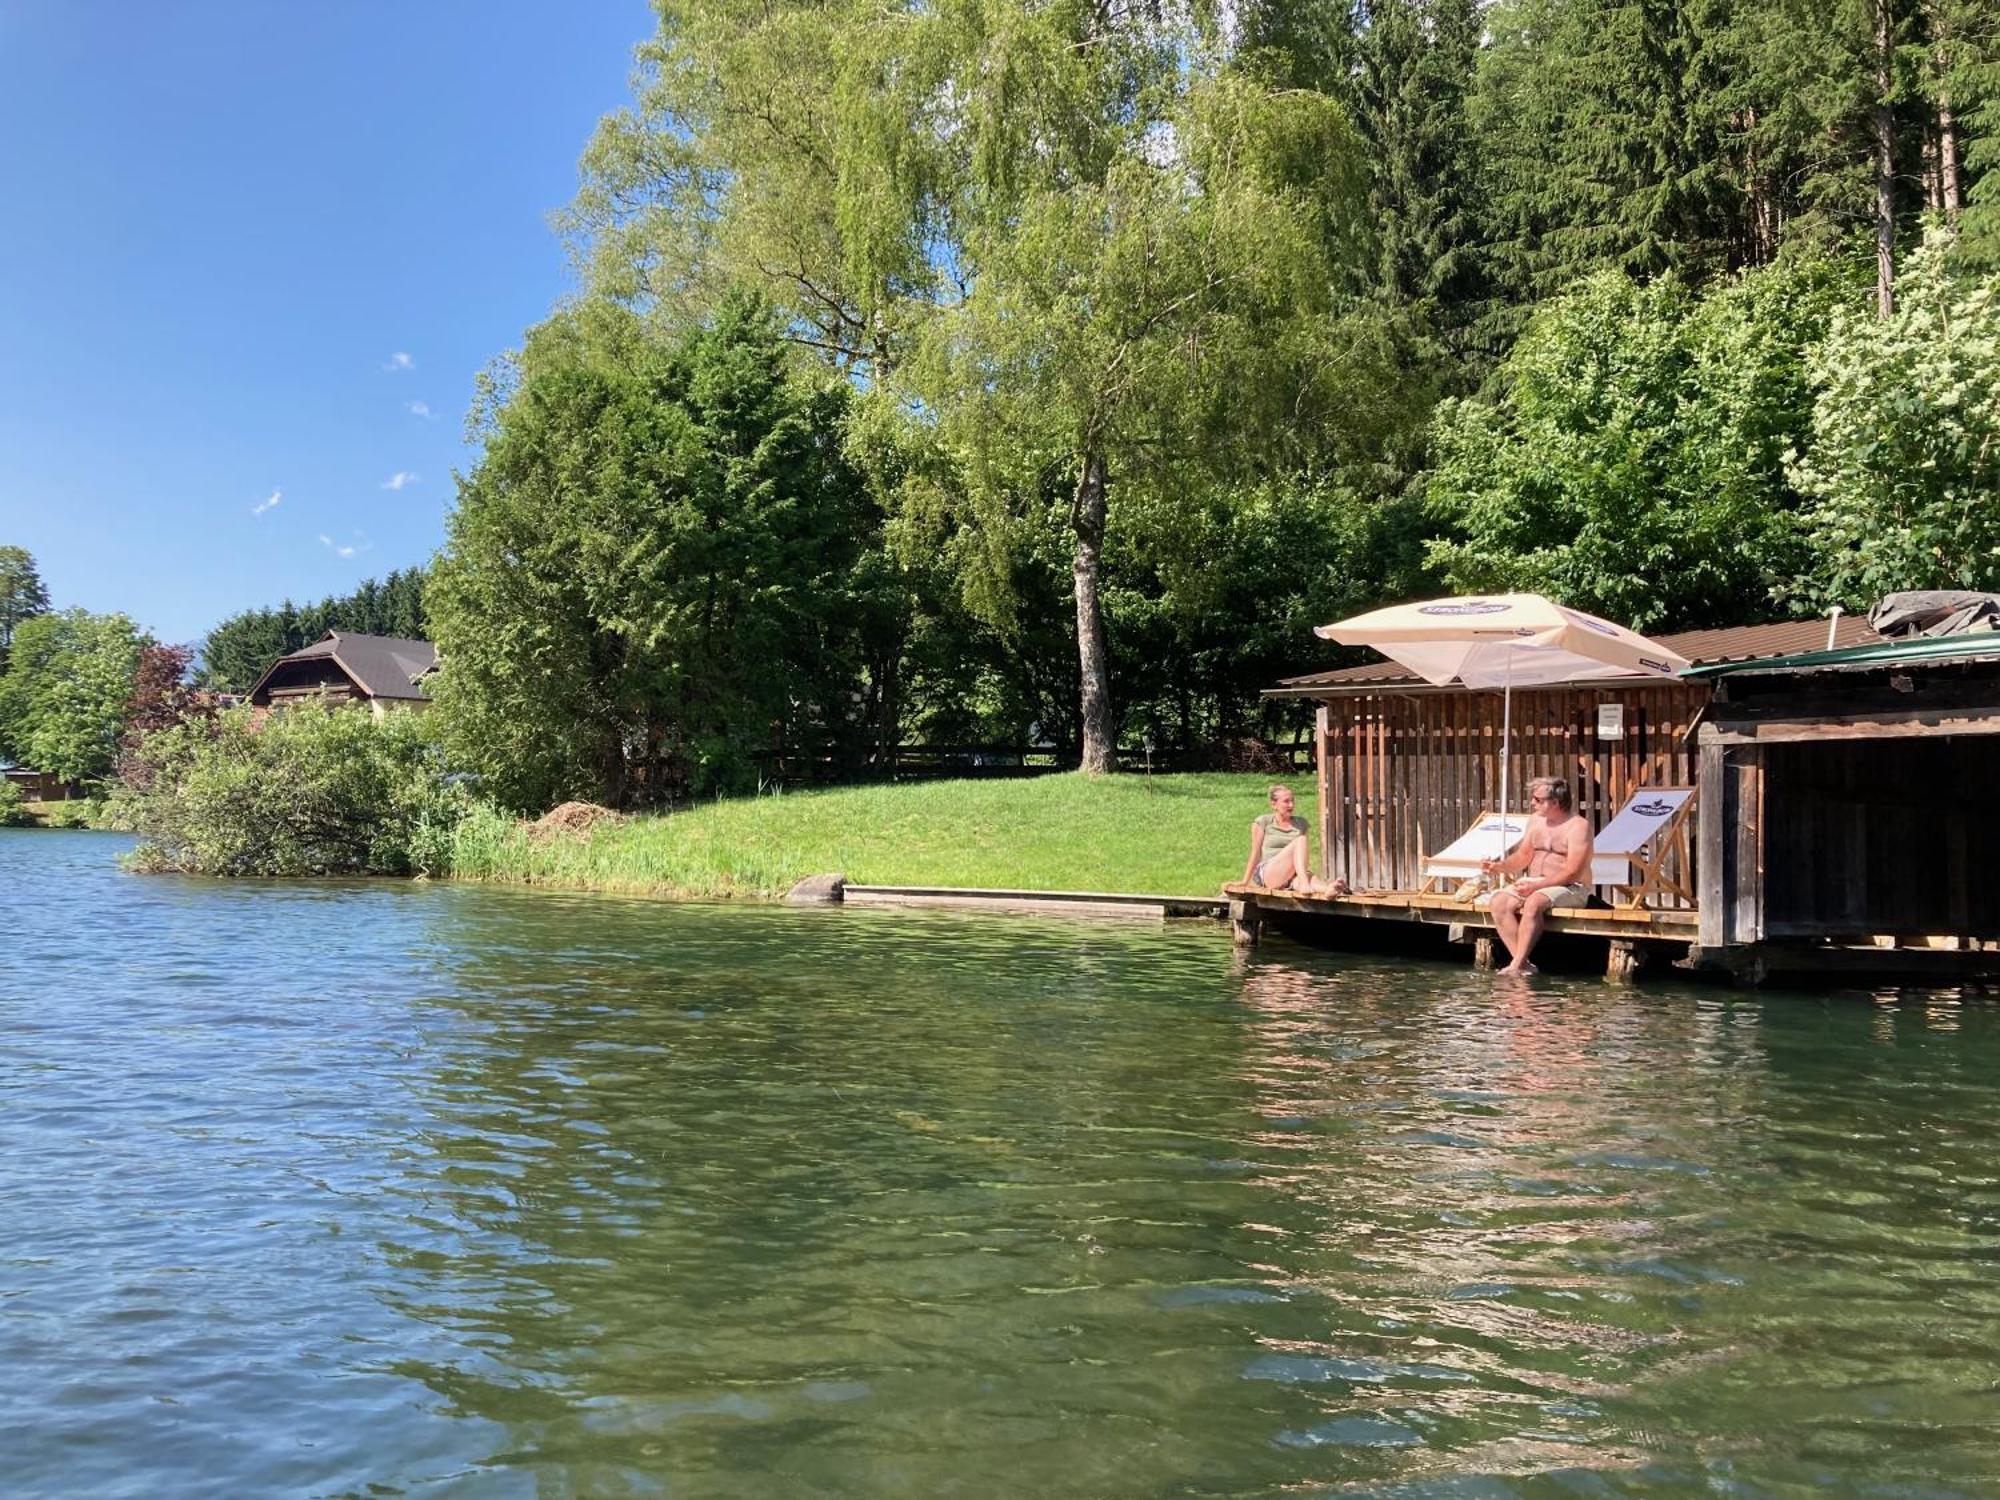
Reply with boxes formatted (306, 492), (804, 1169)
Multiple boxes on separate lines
(404, 400), (435, 420)
(251, 488), (282, 516)
(382, 351), (414, 371)
(318, 532), (371, 560)
(380, 471), (418, 491)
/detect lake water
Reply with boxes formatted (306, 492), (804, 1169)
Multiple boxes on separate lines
(6, 829), (2000, 1498)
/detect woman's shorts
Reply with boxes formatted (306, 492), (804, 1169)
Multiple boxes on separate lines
(1257, 850), (1302, 886)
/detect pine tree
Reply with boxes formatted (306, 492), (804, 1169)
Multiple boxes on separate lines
(1475, 0), (1740, 318)
(1353, 0), (1488, 342)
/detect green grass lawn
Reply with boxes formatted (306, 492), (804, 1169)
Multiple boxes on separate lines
(447, 772), (1317, 899)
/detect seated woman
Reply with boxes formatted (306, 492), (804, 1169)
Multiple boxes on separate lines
(1243, 784), (1324, 893)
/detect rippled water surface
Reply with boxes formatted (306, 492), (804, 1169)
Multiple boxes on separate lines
(7, 830), (2000, 1497)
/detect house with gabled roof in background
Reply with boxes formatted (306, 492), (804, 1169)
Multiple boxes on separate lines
(246, 631), (437, 719)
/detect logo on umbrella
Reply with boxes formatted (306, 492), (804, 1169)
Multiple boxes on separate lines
(1561, 608), (1621, 636)
(1417, 601), (1509, 616)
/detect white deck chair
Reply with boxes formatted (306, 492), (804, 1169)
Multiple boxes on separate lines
(1419, 812), (1530, 894)
(1590, 786), (1697, 908)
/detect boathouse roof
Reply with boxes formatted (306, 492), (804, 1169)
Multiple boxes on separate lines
(246, 631), (437, 705)
(1267, 615), (1880, 697)
(1684, 629), (2000, 680)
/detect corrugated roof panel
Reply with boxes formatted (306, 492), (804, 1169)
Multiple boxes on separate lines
(1684, 630), (2000, 678)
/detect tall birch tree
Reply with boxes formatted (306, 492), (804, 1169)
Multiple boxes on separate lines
(566, 0), (1384, 773)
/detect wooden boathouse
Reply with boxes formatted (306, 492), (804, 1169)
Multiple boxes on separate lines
(1267, 617), (1874, 897)
(1686, 632), (2000, 983)
(1221, 615), (1976, 982)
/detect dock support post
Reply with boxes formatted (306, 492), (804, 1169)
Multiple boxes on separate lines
(1229, 899), (1260, 949)
(1471, 935), (1497, 970)
(1605, 939), (1640, 984)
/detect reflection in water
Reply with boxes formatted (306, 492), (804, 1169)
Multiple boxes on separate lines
(6, 830), (2000, 1498)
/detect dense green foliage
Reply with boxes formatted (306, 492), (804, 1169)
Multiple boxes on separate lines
(0, 546), (51, 673)
(122, 704), (468, 877)
(1425, 257), (1848, 629)
(430, 296), (893, 811)
(445, 772), (1312, 900)
(1796, 241), (2000, 606)
(0, 779), (28, 827)
(199, 566), (429, 693)
(0, 608), (149, 785)
(1469, 0), (2000, 305)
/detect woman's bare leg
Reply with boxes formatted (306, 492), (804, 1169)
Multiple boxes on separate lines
(1259, 843), (1314, 892)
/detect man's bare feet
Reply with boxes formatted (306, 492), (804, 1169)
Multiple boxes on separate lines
(1498, 962), (1538, 977)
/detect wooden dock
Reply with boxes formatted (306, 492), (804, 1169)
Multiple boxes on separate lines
(1221, 883), (1697, 980)
(842, 884), (1227, 921)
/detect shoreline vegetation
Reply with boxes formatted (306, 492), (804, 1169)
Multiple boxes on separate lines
(446, 773), (1312, 901)
(113, 700), (1311, 894)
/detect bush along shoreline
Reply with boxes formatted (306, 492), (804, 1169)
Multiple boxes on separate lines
(118, 703), (470, 877)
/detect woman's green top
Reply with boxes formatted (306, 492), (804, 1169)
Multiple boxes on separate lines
(1255, 812), (1305, 864)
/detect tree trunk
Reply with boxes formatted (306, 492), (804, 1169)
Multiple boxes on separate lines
(1874, 0), (1896, 317)
(1930, 2), (1964, 219)
(1071, 449), (1116, 775)
(1740, 107), (1777, 266)
(877, 643), (900, 771)
(1940, 93), (1962, 216)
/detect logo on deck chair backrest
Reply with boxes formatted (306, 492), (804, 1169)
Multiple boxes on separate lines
(1631, 799), (1676, 817)
(1418, 601), (1509, 616)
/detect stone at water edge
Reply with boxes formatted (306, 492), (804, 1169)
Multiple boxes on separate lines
(786, 873), (848, 905)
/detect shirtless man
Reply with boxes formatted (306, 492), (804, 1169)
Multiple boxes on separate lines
(1480, 775), (1593, 976)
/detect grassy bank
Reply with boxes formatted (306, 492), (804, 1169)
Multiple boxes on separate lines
(447, 772), (1316, 899)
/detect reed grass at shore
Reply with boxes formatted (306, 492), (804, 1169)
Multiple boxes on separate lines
(445, 772), (1317, 899)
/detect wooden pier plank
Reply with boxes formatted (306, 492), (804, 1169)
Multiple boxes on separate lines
(1220, 883), (1698, 942)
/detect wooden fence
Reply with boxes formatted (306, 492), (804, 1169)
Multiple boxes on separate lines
(755, 736), (1314, 788)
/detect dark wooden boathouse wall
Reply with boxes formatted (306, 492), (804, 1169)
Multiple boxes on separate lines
(1316, 683), (1710, 895)
(1697, 654), (2000, 949)
(1758, 738), (2000, 939)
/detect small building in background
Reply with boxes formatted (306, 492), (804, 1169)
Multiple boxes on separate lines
(2, 766), (74, 801)
(246, 632), (437, 719)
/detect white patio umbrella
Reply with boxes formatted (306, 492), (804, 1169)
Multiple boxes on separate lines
(1314, 594), (1691, 860)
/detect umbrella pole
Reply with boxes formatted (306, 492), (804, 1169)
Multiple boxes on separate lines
(1498, 656), (1512, 865)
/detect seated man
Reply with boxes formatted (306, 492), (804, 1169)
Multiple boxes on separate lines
(1480, 775), (1593, 976)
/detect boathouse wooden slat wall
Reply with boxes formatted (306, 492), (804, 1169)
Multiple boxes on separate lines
(1316, 684), (1710, 897)
(1760, 737), (2000, 938)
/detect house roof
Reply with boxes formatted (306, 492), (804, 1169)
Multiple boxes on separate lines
(1267, 615), (1880, 697)
(247, 631), (437, 703)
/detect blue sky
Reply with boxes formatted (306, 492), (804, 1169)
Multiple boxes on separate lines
(0, 2), (655, 644)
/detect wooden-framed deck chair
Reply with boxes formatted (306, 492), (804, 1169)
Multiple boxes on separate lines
(1589, 786), (1698, 908)
(1418, 812), (1531, 895)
